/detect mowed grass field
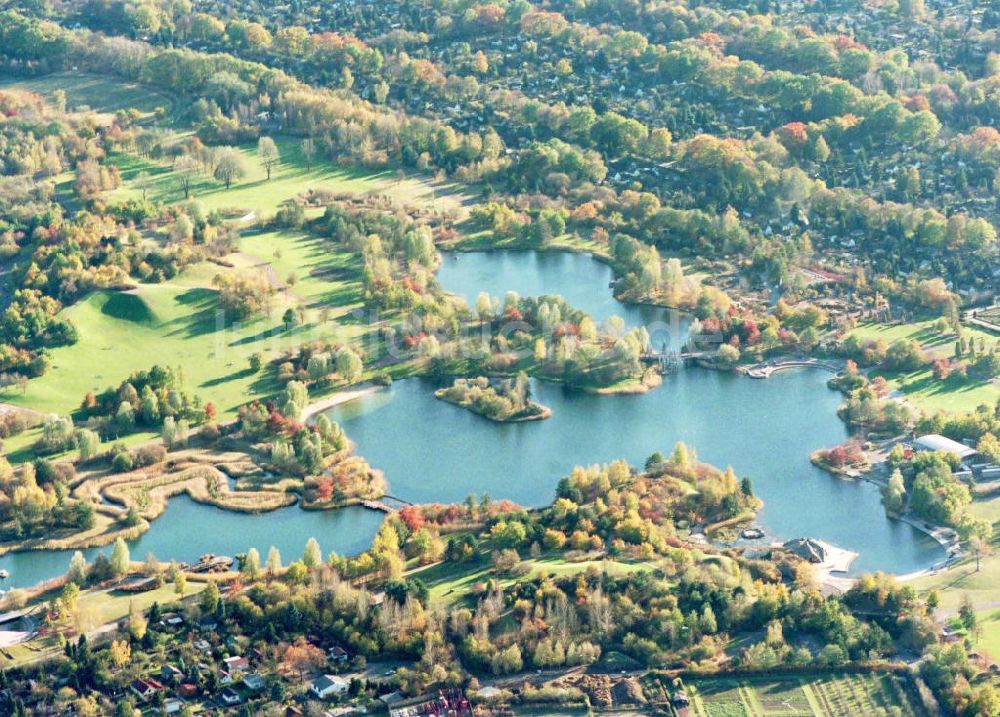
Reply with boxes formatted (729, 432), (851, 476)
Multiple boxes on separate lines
(108, 137), (474, 219)
(0, 72), (481, 423)
(971, 608), (1000, 662)
(409, 552), (654, 607)
(846, 320), (1000, 413)
(0, 71), (173, 121)
(686, 672), (926, 717)
(0, 234), (368, 420)
(235, 229), (365, 308)
(2, 582), (203, 667)
(912, 495), (1000, 615)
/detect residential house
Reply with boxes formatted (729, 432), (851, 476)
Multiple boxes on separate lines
(130, 678), (165, 703)
(223, 655), (250, 674)
(243, 672), (266, 692)
(310, 674), (349, 699)
(193, 639), (211, 653)
(219, 687), (242, 706)
(328, 646), (350, 664)
(160, 612), (185, 628)
(160, 664), (183, 684)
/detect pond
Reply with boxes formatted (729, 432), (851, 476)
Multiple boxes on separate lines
(437, 249), (690, 350)
(327, 250), (945, 575)
(0, 498), (384, 591)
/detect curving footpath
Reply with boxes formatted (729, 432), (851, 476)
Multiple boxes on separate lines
(743, 358), (842, 379)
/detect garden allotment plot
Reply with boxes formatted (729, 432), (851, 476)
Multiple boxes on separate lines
(689, 673), (927, 717)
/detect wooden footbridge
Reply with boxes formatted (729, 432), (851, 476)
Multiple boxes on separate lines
(361, 494), (414, 513)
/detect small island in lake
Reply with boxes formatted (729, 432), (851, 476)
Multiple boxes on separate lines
(435, 374), (551, 422)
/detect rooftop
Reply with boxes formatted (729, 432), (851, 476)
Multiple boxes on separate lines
(311, 674), (348, 691)
(914, 434), (977, 459)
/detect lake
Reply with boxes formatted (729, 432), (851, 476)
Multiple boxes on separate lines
(437, 249), (690, 351)
(0, 249), (945, 589)
(0, 498), (384, 591)
(327, 250), (945, 575)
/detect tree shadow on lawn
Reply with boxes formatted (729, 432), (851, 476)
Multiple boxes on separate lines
(899, 370), (991, 398)
(113, 154), (172, 184)
(248, 370), (282, 397)
(162, 287), (228, 339)
(226, 320), (317, 348)
(922, 333), (958, 350)
(274, 155), (390, 187)
(308, 265), (356, 282)
(312, 285), (364, 309)
(199, 366), (257, 388)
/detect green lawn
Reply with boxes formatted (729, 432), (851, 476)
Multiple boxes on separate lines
(910, 495), (1000, 613)
(914, 557), (1000, 614)
(0, 73), (481, 428)
(687, 672), (925, 717)
(0, 235), (368, 420)
(847, 321), (1000, 413)
(414, 553), (654, 606)
(2, 582), (203, 667)
(848, 320), (999, 361)
(0, 71), (173, 120)
(887, 369), (999, 413)
(847, 320), (943, 347)
(237, 229), (365, 308)
(3, 125), (476, 421)
(971, 609), (1000, 662)
(109, 137), (472, 218)
(75, 581), (202, 631)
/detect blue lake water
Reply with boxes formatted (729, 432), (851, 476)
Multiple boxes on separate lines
(0, 498), (383, 590)
(327, 251), (945, 575)
(0, 249), (945, 588)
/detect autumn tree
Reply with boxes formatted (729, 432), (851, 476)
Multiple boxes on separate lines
(67, 550), (88, 585)
(200, 579), (220, 614)
(883, 468), (907, 517)
(301, 138), (316, 167)
(213, 147), (249, 189)
(128, 600), (147, 640)
(110, 537), (130, 577)
(266, 545), (282, 575)
(242, 547), (261, 581)
(109, 639), (131, 668)
(282, 637), (325, 678)
(336, 347), (363, 384)
(257, 137), (280, 180)
(303, 537), (322, 569)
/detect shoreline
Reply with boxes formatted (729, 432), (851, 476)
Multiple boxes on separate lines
(434, 391), (553, 422)
(302, 382), (384, 420)
(0, 385), (388, 562)
(578, 368), (663, 395)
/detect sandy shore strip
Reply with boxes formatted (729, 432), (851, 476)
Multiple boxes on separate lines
(302, 383), (384, 421)
(813, 540), (859, 574)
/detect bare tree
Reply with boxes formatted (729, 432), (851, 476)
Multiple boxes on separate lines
(300, 138), (316, 168)
(175, 155), (199, 199)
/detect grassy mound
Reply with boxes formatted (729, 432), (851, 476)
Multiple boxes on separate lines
(98, 291), (157, 324)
